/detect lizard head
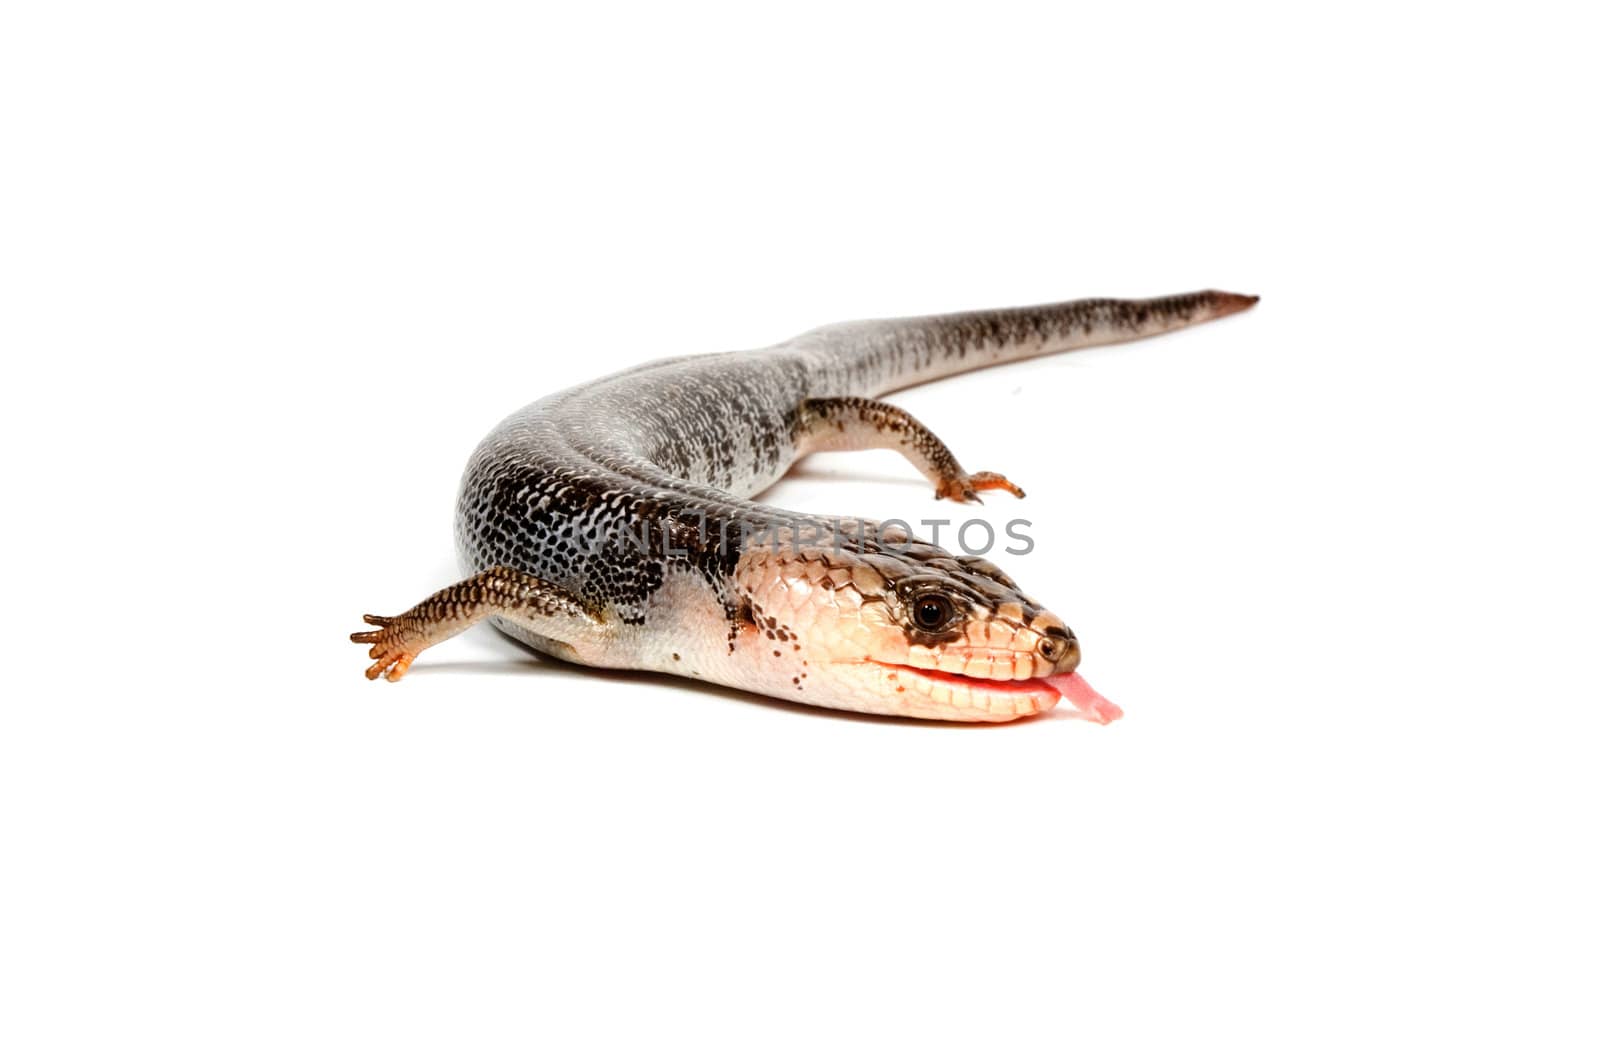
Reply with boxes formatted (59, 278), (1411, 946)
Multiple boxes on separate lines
(732, 524), (1115, 723)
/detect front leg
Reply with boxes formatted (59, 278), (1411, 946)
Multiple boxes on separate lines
(795, 397), (1025, 503)
(350, 566), (603, 681)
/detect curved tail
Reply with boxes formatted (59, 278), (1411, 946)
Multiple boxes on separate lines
(791, 290), (1259, 397)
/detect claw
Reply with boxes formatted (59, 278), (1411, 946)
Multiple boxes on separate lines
(937, 470), (1023, 503)
(364, 648), (416, 681)
(353, 615), (420, 681)
(967, 471), (1025, 499)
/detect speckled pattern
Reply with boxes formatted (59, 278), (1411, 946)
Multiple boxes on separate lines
(455, 291), (1252, 617)
(362, 290), (1257, 720)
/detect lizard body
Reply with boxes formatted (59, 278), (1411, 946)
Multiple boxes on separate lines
(353, 291), (1257, 722)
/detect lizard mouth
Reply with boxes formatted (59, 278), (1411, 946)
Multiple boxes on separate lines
(862, 660), (1123, 724)
(882, 661), (1061, 697)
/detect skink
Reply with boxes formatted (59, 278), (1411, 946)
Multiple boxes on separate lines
(352, 291), (1257, 722)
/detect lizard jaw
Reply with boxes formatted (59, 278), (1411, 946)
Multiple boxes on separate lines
(848, 661), (1124, 725)
(854, 660), (1064, 722)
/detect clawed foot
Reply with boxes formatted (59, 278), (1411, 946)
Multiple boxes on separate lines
(935, 470), (1026, 504)
(349, 613), (421, 681)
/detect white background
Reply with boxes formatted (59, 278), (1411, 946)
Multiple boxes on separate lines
(3, 2), (1596, 1061)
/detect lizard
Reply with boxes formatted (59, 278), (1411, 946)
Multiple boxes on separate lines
(352, 290), (1258, 722)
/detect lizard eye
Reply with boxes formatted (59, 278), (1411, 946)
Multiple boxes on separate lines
(911, 593), (956, 632)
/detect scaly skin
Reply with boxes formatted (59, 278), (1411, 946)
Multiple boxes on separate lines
(353, 291), (1258, 721)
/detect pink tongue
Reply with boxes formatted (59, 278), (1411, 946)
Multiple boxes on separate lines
(1044, 672), (1124, 725)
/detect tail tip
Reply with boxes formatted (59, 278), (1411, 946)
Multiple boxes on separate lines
(1211, 290), (1261, 315)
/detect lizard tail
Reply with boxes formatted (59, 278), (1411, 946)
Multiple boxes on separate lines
(792, 290), (1259, 397)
